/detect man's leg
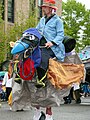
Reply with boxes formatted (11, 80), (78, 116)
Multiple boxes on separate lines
(46, 107), (53, 120)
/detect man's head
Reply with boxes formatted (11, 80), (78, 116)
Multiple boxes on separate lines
(40, 0), (57, 16)
(41, 0), (57, 10)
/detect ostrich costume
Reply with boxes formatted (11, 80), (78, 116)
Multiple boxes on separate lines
(10, 28), (84, 113)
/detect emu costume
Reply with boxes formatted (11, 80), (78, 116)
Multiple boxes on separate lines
(10, 28), (84, 111)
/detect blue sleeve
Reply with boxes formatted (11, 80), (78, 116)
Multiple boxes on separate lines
(52, 19), (64, 45)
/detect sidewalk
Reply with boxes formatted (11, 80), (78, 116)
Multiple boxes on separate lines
(0, 97), (90, 120)
(80, 96), (90, 105)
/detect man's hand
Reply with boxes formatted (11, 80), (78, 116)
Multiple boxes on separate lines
(45, 42), (53, 48)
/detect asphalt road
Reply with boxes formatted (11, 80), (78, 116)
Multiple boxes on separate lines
(0, 97), (90, 120)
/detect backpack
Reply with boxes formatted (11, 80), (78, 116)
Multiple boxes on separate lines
(18, 46), (41, 81)
(19, 58), (35, 81)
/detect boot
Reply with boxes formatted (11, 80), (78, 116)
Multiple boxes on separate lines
(63, 96), (71, 104)
(74, 89), (81, 104)
(33, 108), (46, 120)
(39, 111), (46, 120)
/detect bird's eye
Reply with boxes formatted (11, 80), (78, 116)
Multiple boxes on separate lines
(29, 35), (35, 40)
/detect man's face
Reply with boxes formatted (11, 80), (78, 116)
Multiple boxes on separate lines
(42, 6), (52, 16)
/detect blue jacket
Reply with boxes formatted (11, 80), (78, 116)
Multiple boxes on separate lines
(36, 14), (65, 61)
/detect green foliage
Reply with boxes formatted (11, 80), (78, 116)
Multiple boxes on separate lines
(0, 5), (37, 63)
(0, 2), (6, 63)
(62, 0), (90, 52)
(82, 10), (90, 46)
(0, 1), (4, 23)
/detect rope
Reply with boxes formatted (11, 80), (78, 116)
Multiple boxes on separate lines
(36, 70), (48, 87)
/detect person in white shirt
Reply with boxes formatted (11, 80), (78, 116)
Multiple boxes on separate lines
(2, 72), (12, 101)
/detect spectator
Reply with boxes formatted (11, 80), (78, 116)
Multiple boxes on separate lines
(2, 72), (12, 102)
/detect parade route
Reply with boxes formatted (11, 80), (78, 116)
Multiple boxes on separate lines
(0, 97), (90, 120)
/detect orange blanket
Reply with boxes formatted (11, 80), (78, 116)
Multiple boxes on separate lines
(47, 58), (84, 89)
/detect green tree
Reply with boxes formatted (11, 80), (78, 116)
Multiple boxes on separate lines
(0, 1), (6, 63)
(62, 0), (89, 52)
(81, 10), (90, 47)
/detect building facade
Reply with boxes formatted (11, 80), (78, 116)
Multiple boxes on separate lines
(2, 0), (62, 32)
(2, 0), (29, 32)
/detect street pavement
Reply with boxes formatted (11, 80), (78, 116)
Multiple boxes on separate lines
(0, 96), (90, 120)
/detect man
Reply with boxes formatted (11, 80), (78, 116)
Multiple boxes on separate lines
(34, 0), (65, 120)
(37, 0), (65, 60)
(36, 0), (65, 87)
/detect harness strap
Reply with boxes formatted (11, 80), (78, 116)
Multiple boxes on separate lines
(36, 70), (48, 87)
